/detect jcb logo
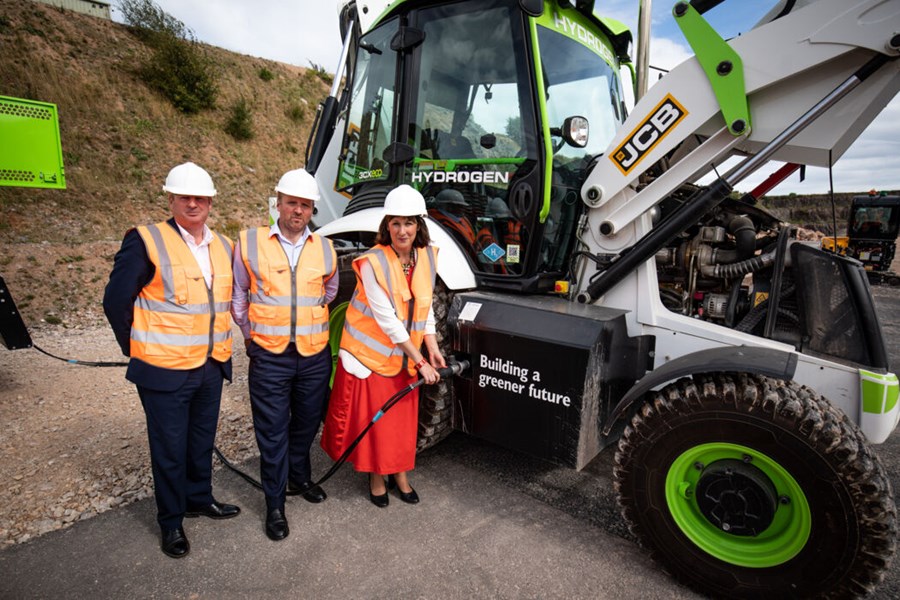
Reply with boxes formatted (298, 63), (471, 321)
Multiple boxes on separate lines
(611, 95), (687, 175)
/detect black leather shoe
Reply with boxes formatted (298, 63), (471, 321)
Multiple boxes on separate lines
(265, 508), (289, 541)
(287, 480), (327, 503)
(185, 500), (241, 520)
(397, 487), (420, 504)
(161, 527), (190, 558)
(369, 491), (389, 508)
(387, 475), (420, 504)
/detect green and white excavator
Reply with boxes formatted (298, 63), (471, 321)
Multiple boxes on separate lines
(305, 0), (900, 596)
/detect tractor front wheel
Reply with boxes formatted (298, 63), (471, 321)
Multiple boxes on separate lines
(614, 373), (896, 598)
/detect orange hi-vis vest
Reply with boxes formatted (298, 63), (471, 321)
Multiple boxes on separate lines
(432, 210), (475, 245)
(506, 220), (522, 246)
(240, 227), (337, 355)
(341, 244), (438, 376)
(131, 222), (234, 370)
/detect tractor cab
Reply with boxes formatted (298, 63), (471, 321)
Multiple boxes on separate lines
(845, 192), (900, 283)
(848, 193), (900, 241)
(325, 0), (630, 292)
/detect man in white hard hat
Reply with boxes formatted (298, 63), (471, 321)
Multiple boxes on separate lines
(103, 162), (240, 559)
(231, 168), (339, 541)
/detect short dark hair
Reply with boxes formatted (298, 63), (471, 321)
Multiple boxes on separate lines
(375, 215), (431, 248)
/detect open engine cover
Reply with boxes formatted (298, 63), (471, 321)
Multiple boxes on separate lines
(448, 292), (651, 470)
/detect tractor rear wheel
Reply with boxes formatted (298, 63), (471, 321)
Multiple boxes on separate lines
(417, 281), (454, 451)
(614, 373), (896, 598)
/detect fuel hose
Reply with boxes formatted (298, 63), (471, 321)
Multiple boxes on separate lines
(32, 340), (469, 493)
(218, 360), (469, 491)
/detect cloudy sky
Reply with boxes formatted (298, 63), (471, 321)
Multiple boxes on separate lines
(113, 0), (899, 195)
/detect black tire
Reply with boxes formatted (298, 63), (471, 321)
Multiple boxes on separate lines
(614, 373), (896, 598)
(417, 280), (454, 451)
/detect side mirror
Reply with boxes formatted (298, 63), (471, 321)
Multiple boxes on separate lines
(550, 116), (589, 149)
(561, 116), (589, 148)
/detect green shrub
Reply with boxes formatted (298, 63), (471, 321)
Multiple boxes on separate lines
(56, 255), (85, 264)
(286, 104), (305, 123)
(117, 0), (189, 41)
(119, 0), (218, 113)
(224, 98), (254, 140)
(130, 147), (149, 161)
(140, 33), (218, 114)
(307, 61), (333, 86)
(258, 67), (274, 82)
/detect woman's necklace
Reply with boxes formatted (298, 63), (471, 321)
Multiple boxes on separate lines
(391, 245), (416, 277)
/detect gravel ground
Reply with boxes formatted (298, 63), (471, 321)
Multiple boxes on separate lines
(0, 325), (256, 547)
(2, 266), (899, 560)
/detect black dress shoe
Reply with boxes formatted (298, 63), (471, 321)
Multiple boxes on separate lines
(265, 508), (289, 541)
(185, 500), (241, 520)
(287, 480), (327, 503)
(161, 527), (190, 558)
(369, 491), (389, 508)
(387, 475), (420, 504)
(397, 487), (419, 504)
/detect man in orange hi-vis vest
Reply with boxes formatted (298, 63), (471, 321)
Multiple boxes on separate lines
(232, 168), (338, 542)
(103, 162), (240, 560)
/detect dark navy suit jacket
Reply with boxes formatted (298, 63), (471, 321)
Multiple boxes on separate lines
(103, 218), (232, 392)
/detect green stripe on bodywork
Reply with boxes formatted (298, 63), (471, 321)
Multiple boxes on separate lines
(530, 15), (554, 223)
(328, 302), (348, 388)
(532, 2), (619, 222)
(535, 4), (618, 66)
(363, 0), (406, 33)
(673, 3), (749, 136)
(413, 157), (526, 170)
(861, 369), (900, 414)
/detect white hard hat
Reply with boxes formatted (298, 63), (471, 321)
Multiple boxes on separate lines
(383, 184), (427, 217)
(275, 168), (320, 201)
(162, 162), (216, 197)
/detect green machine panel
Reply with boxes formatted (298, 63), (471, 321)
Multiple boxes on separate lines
(0, 95), (66, 189)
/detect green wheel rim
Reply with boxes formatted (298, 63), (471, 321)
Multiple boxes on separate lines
(665, 442), (811, 568)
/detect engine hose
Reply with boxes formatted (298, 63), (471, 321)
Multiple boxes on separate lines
(728, 216), (757, 261)
(711, 250), (775, 279)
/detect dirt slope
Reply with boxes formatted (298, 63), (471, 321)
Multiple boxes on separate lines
(0, 0), (333, 326)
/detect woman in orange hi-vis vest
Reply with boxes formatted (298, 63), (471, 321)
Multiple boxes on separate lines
(321, 185), (446, 507)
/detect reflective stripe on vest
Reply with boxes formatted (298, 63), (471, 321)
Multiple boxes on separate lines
(130, 222), (233, 369)
(340, 244), (437, 376)
(240, 227), (336, 355)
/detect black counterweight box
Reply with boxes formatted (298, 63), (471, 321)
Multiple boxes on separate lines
(448, 292), (652, 470)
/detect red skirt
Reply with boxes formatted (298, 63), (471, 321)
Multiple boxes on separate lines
(321, 360), (419, 475)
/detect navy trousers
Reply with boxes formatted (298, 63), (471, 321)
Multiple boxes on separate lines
(248, 343), (332, 510)
(136, 360), (223, 530)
